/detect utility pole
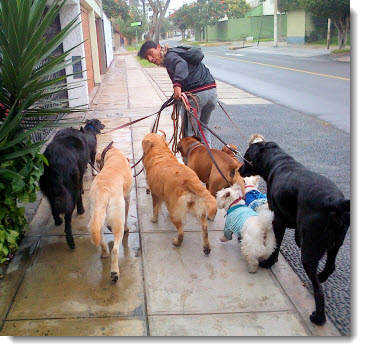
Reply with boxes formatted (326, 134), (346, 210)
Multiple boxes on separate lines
(327, 18), (332, 49)
(273, 0), (278, 47)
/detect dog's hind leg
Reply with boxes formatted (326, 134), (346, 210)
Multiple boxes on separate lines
(199, 215), (211, 255)
(318, 246), (340, 283)
(51, 207), (63, 226)
(150, 193), (162, 223)
(64, 213), (75, 249)
(124, 194), (131, 233)
(108, 199), (126, 283)
(302, 254), (326, 325)
(259, 216), (286, 268)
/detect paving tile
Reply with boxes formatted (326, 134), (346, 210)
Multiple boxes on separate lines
(7, 234), (144, 320)
(27, 187), (138, 236)
(149, 312), (307, 336)
(0, 238), (39, 322)
(219, 98), (272, 105)
(1, 317), (146, 336)
(137, 187), (226, 233)
(142, 231), (291, 314)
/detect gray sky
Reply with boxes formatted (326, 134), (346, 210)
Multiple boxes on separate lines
(168, 0), (195, 13)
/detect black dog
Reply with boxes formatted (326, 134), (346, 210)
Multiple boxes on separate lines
(239, 141), (350, 326)
(39, 119), (103, 249)
(80, 119), (105, 175)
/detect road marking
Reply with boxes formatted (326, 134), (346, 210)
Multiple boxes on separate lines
(206, 54), (350, 81)
(225, 53), (245, 57)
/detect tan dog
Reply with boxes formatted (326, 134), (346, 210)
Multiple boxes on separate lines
(142, 133), (217, 254)
(221, 144), (243, 168)
(89, 145), (133, 282)
(177, 136), (245, 197)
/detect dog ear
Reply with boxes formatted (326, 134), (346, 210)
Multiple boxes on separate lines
(80, 126), (84, 133)
(85, 119), (90, 124)
(142, 139), (153, 155)
(158, 130), (166, 140)
(176, 141), (185, 156)
(225, 191), (231, 198)
(192, 134), (202, 142)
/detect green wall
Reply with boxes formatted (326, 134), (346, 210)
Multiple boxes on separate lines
(206, 15), (287, 41)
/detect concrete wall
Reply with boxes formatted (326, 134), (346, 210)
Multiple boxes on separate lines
(59, 3), (89, 108)
(207, 15), (287, 41)
(103, 13), (114, 68)
(287, 8), (306, 44)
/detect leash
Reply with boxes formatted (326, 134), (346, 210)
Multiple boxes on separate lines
(181, 95), (253, 167)
(217, 100), (247, 142)
(181, 93), (232, 186)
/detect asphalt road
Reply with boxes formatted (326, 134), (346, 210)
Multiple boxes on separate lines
(163, 39), (351, 335)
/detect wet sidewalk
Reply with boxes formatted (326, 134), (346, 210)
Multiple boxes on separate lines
(0, 49), (340, 336)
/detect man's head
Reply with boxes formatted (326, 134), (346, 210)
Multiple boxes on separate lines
(138, 41), (163, 65)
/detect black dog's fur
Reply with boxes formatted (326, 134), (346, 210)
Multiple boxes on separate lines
(239, 141), (350, 326)
(80, 119), (105, 174)
(39, 119), (104, 249)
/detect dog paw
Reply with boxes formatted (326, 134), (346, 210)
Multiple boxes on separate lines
(310, 311), (326, 326)
(150, 217), (158, 223)
(318, 272), (329, 283)
(101, 251), (110, 258)
(77, 207), (85, 215)
(111, 272), (119, 283)
(54, 218), (63, 226)
(173, 238), (182, 247)
(203, 245), (211, 255)
(66, 237), (76, 250)
(259, 257), (276, 269)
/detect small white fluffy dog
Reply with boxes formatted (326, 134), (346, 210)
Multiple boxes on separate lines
(216, 183), (276, 273)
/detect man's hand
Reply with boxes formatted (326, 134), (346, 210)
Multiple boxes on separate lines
(174, 85), (182, 100)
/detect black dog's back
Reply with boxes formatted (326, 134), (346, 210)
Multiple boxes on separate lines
(40, 128), (89, 249)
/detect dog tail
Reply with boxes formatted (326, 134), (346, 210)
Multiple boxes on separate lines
(89, 201), (107, 247)
(185, 182), (217, 220)
(257, 209), (276, 257)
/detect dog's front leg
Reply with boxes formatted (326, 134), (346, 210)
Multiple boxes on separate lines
(259, 216), (286, 268)
(150, 193), (162, 223)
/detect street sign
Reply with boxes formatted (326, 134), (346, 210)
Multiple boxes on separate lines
(131, 22), (141, 27)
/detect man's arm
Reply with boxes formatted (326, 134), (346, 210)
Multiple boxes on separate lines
(165, 53), (189, 100)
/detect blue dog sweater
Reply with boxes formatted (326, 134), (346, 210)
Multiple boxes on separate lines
(224, 205), (258, 240)
(245, 190), (267, 212)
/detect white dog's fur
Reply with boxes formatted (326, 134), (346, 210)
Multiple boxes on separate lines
(216, 183), (276, 273)
(244, 175), (272, 216)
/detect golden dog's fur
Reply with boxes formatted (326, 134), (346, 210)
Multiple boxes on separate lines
(221, 144), (243, 168)
(89, 146), (133, 282)
(142, 133), (217, 254)
(177, 137), (245, 197)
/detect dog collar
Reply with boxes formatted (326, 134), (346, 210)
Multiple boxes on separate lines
(245, 185), (255, 189)
(228, 196), (244, 209)
(186, 142), (204, 158)
(99, 141), (114, 169)
(85, 124), (95, 131)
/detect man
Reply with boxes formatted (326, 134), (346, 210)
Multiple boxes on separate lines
(138, 41), (217, 147)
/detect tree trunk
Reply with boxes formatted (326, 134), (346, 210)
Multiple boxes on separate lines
(206, 26), (208, 42)
(156, 0), (171, 44)
(333, 13), (350, 49)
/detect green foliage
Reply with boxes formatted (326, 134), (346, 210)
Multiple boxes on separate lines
(225, 0), (251, 18)
(116, 6), (147, 44)
(0, 0), (85, 264)
(103, 0), (129, 20)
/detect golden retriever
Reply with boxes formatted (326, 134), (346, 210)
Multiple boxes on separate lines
(142, 133), (217, 254)
(89, 145), (133, 282)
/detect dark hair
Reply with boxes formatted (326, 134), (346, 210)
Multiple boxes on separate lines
(138, 40), (157, 59)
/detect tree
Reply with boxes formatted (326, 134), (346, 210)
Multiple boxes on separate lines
(116, 5), (147, 44)
(146, 0), (171, 43)
(103, 0), (129, 20)
(225, 0), (251, 18)
(299, 0), (349, 49)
